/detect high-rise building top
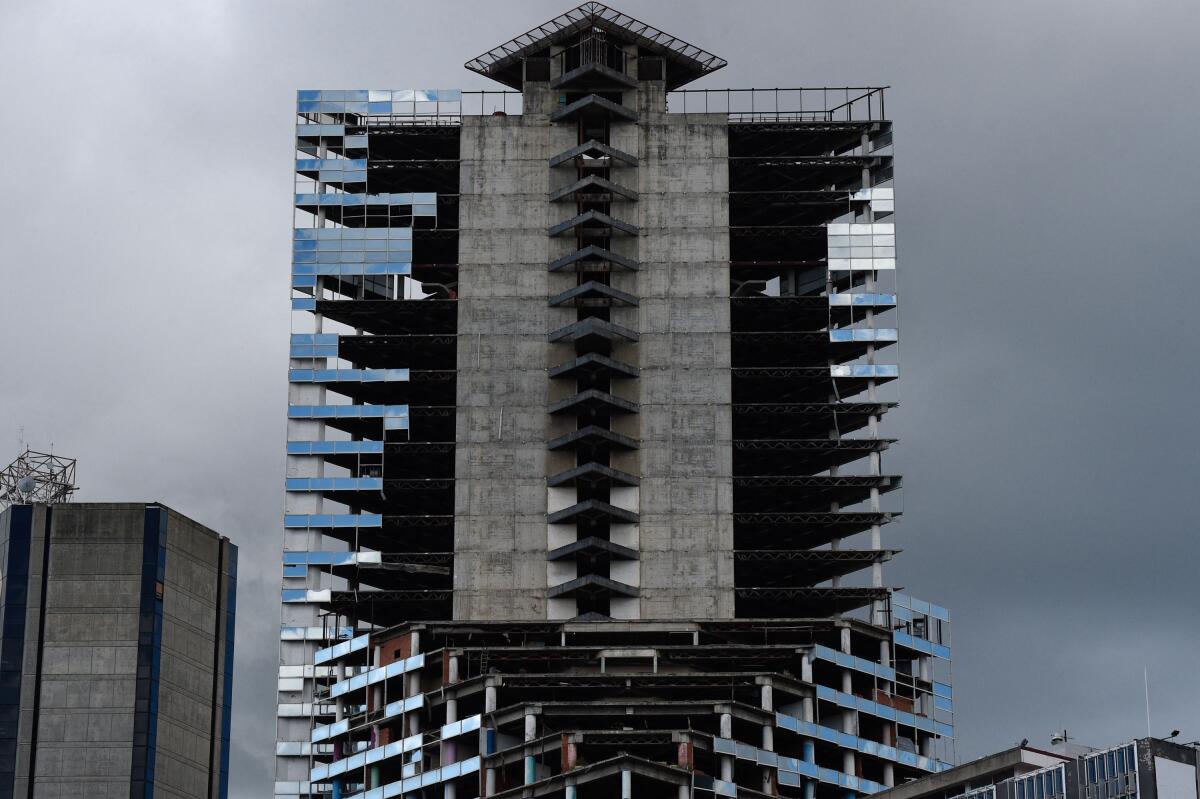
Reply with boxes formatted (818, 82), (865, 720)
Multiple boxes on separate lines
(0, 502), (236, 799)
(279, 4), (940, 798)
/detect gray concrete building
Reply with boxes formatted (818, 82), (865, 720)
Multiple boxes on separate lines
(279, 4), (947, 798)
(0, 502), (236, 799)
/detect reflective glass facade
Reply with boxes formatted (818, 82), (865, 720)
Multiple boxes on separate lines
(279, 86), (463, 796)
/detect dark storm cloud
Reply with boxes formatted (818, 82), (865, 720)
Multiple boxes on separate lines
(1, 1), (1196, 795)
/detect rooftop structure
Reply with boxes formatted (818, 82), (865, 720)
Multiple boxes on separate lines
(0, 449), (77, 509)
(278, 5), (941, 798)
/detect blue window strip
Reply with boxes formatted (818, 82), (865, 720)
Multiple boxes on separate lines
(284, 551), (358, 567)
(892, 631), (951, 659)
(285, 477), (384, 492)
(292, 298), (317, 311)
(295, 242), (414, 260)
(828, 292), (897, 307)
(284, 514), (382, 529)
(829, 328), (899, 343)
(774, 712), (943, 773)
(288, 369), (410, 384)
(287, 441), (384, 456)
(297, 89), (459, 104)
(287, 405), (408, 420)
(314, 633), (369, 665)
(282, 565), (307, 578)
(294, 194), (440, 212)
(933, 681), (953, 698)
(312, 694), (424, 743)
(289, 346), (338, 358)
(294, 227), (413, 240)
(327, 653), (425, 699)
(811, 644), (898, 682)
(296, 124), (345, 137)
(716, 737), (887, 794)
(814, 684), (938, 733)
(292, 263), (413, 278)
(291, 333), (338, 345)
(340, 756), (479, 799)
(831, 364), (899, 379)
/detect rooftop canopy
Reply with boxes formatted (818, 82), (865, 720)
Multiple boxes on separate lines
(464, 2), (727, 91)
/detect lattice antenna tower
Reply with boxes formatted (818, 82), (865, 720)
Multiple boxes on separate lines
(0, 448), (78, 509)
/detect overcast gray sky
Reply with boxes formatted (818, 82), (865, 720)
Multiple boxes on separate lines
(2, 0), (1198, 794)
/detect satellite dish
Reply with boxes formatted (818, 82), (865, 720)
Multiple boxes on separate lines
(16, 476), (38, 493)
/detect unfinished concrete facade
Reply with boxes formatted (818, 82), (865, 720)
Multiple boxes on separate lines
(278, 4), (950, 798)
(0, 503), (236, 799)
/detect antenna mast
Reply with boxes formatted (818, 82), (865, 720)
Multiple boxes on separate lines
(0, 448), (79, 510)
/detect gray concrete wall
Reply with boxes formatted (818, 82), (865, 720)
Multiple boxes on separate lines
(453, 98), (569, 620)
(156, 509), (226, 799)
(613, 104), (735, 620)
(453, 85), (733, 621)
(29, 503), (142, 799)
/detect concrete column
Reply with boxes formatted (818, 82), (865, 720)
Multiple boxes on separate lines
(407, 669), (421, 737)
(719, 713), (733, 782)
(760, 686), (775, 796)
(829, 498), (842, 588)
(621, 769), (632, 799)
(803, 739), (817, 799)
(861, 132), (872, 187)
(524, 711), (537, 785)
(565, 787), (576, 799)
(843, 748), (855, 778)
(679, 786), (689, 799)
(483, 681), (497, 795)
(883, 762), (895, 788)
(840, 627), (852, 654)
(443, 693), (458, 799)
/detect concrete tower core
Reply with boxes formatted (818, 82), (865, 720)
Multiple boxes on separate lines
(278, 4), (952, 798)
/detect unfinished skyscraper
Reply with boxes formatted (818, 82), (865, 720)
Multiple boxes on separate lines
(279, 4), (952, 798)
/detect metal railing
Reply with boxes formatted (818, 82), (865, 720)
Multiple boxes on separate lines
(666, 87), (888, 122)
(553, 37), (630, 76)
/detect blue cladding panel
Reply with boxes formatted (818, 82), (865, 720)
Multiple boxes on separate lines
(219, 544), (237, 799)
(0, 506), (33, 799)
(131, 506), (168, 799)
